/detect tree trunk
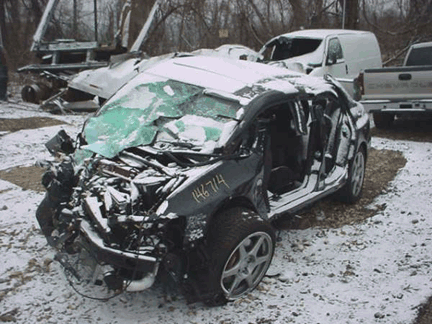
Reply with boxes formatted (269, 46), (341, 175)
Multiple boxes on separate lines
(128, 0), (156, 50)
(288, 0), (307, 29)
(339, 0), (359, 29)
(247, 0), (273, 39)
(0, 0), (6, 52)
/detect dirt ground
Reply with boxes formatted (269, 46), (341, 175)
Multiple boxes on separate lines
(285, 147), (406, 229)
(0, 117), (66, 133)
(0, 117), (67, 193)
(0, 115), (431, 323)
(371, 116), (432, 142)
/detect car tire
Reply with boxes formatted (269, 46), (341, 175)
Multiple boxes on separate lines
(204, 207), (275, 305)
(338, 146), (366, 203)
(373, 112), (394, 129)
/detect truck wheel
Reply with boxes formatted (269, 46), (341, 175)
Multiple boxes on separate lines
(338, 146), (366, 203)
(373, 112), (394, 129)
(204, 207), (275, 305)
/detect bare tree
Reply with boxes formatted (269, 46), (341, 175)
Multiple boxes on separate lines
(3, 0), (432, 73)
(361, 0), (432, 65)
(339, 0), (359, 29)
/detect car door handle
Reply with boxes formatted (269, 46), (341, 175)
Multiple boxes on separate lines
(345, 65), (348, 74)
(398, 73), (412, 81)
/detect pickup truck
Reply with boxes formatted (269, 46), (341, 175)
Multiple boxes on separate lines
(359, 41), (432, 128)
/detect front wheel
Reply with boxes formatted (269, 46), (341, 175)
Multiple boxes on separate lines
(338, 146), (366, 203)
(204, 207), (275, 305)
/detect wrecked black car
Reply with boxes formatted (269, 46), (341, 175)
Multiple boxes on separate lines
(36, 56), (370, 304)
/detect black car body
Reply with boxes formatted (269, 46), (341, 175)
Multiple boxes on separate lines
(36, 56), (370, 304)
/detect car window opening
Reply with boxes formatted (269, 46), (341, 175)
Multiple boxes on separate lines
(327, 38), (344, 64)
(405, 47), (432, 66)
(263, 95), (351, 196)
(262, 102), (309, 195)
(263, 38), (322, 62)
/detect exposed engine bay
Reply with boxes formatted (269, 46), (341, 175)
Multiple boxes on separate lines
(38, 138), (226, 299)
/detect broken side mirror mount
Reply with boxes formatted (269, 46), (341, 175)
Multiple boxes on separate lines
(326, 52), (337, 66)
(45, 129), (75, 156)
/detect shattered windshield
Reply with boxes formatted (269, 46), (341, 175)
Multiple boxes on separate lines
(82, 74), (240, 158)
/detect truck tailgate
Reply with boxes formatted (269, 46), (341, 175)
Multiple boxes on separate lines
(362, 66), (432, 100)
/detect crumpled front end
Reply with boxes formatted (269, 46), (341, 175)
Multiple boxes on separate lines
(37, 140), (188, 293)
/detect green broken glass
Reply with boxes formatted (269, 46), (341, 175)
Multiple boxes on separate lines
(80, 75), (240, 158)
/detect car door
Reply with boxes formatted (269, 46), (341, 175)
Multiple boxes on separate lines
(309, 91), (355, 189)
(268, 91), (354, 218)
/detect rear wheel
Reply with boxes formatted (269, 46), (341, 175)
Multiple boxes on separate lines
(204, 207), (275, 305)
(373, 112), (394, 129)
(338, 146), (366, 203)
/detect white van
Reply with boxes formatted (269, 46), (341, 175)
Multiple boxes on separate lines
(259, 29), (382, 99)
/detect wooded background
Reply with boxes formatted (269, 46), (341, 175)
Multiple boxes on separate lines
(1, 0), (432, 72)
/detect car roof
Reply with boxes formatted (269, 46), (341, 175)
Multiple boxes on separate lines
(143, 56), (333, 101)
(273, 29), (372, 40)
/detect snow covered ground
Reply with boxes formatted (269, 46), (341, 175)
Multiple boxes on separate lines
(1, 101), (431, 323)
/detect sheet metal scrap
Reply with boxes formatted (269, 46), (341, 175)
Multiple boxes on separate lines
(18, 0), (161, 108)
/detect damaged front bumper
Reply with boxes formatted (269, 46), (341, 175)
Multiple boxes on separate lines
(79, 227), (159, 293)
(79, 219), (160, 292)
(36, 133), (189, 293)
(37, 195), (163, 292)
(79, 219), (157, 273)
